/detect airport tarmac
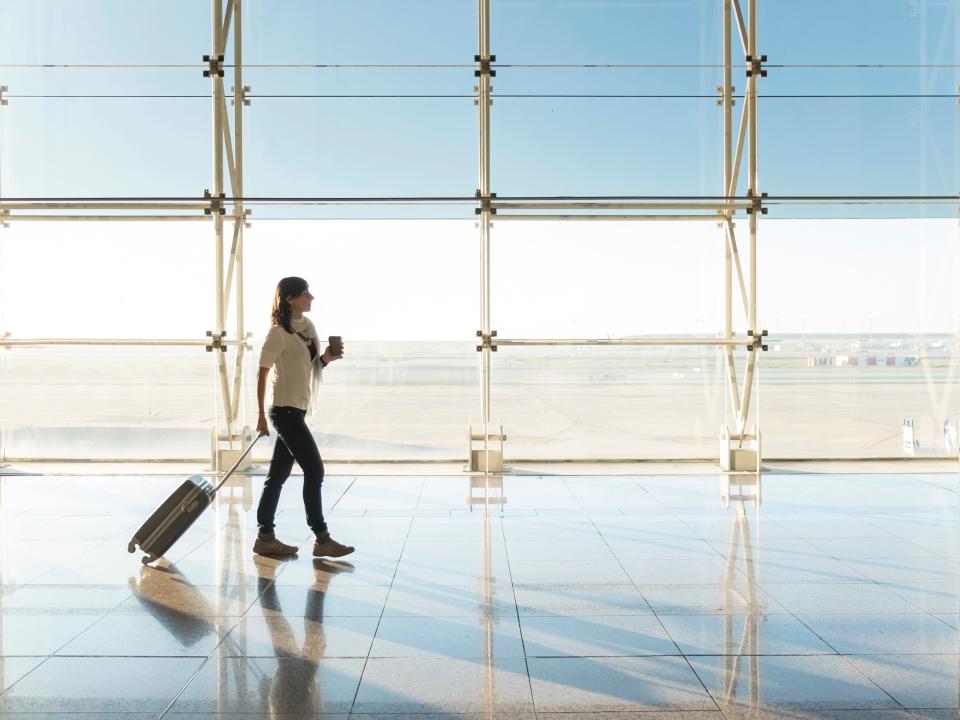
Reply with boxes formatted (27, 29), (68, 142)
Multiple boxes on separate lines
(0, 343), (956, 461)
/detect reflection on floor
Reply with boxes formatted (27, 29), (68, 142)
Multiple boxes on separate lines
(0, 469), (958, 719)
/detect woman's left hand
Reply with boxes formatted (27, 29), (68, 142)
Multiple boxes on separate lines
(321, 347), (342, 365)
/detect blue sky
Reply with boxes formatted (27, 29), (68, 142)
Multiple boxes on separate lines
(0, 1), (957, 338)
(0, 0), (957, 204)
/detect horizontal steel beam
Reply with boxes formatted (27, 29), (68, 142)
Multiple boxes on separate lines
(492, 214), (725, 222)
(4, 215), (211, 222)
(0, 338), (246, 347)
(0, 202), (208, 211)
(494, 337), (756, 347)
(491, 202), (754, 211)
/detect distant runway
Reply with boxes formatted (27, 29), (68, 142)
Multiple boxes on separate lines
(1, 343), (956, 460)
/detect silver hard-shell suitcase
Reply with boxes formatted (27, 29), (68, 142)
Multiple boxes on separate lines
(128, 437), (259, 565)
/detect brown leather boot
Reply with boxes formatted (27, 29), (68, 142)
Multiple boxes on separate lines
(312, 532), (355, 558)
(253, 536), (299, 556)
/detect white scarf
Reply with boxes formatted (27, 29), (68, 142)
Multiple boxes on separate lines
(290, 315), (323, 416)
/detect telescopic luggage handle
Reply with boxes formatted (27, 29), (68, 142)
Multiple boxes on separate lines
(214, 434), (261, 493)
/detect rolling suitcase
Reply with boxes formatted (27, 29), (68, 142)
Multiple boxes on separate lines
(128, 436), (260, 565)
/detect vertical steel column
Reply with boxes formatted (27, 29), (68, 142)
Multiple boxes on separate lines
(0, 211), (6, 462)
(477, 0), (492, 429)
(229, 0), (246, 431)
(723, 0), (733, 333)
(722, 0), (740, 419)
(212, 0), (225, 337)
(738, 0), (759, 430)
(211, 0), (231, 466)
(748, 0), (758, 334)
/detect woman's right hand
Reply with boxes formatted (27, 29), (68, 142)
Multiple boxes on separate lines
(256, 414), (270, 437)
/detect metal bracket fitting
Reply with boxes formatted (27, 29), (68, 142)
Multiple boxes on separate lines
(231, 84), (251, 106)
(747, 329), (768, 352)
(473, 84), (494, 106)
(206, 330), (227, 352)
(203, 189), (227, 216)
(715, 84), (736, 107)
(744, 189), (768, 215)
(476, 329), (498, 352)
(202, 54), (225, 78)
(475, 189), (498, 216)
(0, 86), (7, 106)
(474, 54), (497, 78)
(745, 54), (768, 78)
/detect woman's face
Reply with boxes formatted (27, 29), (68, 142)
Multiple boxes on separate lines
(288, 288), (314, 314)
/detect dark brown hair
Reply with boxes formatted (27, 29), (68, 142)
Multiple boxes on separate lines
(271, 276), (309, 333)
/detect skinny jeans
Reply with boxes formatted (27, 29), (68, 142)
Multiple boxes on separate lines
(256, 405), (327, 537)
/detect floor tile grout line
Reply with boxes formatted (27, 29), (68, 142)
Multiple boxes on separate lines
(42, 604), (120, 659)
(347, 512), (415, 714)
(833, 650), (915, 712)
(410, 475), (427, 511)
(499, 509), (538, 715)
(154, 654), (212, 720)
(0, 654), (52, 702)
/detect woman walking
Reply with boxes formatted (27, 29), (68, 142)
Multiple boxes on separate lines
(253, 276), (354, 558)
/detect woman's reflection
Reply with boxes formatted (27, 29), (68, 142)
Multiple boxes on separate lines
(256, 557), (354, 716)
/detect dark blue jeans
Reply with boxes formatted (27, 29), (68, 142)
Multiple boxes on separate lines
(257, 405), (327, 538)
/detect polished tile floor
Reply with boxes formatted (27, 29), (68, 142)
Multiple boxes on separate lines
(0, 469), (958, 719)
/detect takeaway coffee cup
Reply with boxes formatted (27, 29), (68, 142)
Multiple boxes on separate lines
(328, 335), (344, 357)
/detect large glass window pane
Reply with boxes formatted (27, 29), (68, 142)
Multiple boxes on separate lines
(0, 219), (215, 456)
(492, 0), (720, 64)
(763, 1), (957, 65)
(0, 1), (207, 65)
(0, 222), (211, 338)
(242, 218), (478, 461)
(491, 221), (723, 338)
(489, 220), (727, 460)
(0, 346), (216, 461)
(0, 0), (211, 199)
(245, 1), (474, 65)
(761, 97), (958, 197)
(491, 345), (727, 460)
(246, 98), (475, 201)
(494, 98), (722, 195)
(759, 212), (960, 458)
(1, 96), (210, 197)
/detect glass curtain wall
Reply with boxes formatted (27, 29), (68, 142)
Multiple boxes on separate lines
(0, 0), (956, 461)
(757, 0), (960, 459)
